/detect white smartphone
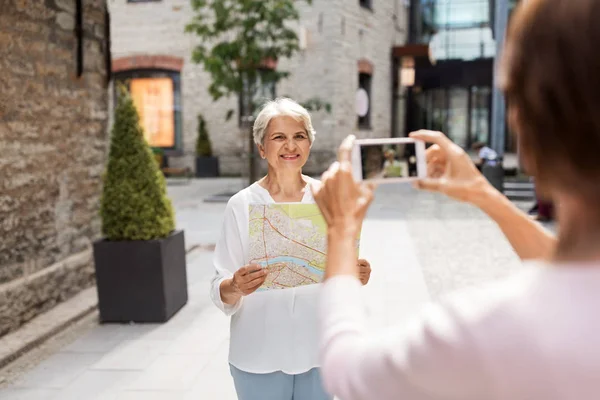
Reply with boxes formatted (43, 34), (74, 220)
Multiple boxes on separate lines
(351, 137), (426, 183)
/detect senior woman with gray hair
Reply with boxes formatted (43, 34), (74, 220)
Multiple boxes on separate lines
(210, 97), (371, 400)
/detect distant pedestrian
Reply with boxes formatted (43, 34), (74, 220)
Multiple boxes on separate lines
(535, 198), (554, 222)
(529, 180), (555, 222)
(472, 141), (498, 167)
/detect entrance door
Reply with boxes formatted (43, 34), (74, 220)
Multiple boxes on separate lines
(410, 85), (492, 149)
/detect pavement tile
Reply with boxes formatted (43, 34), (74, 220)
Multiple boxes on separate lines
(12, 352), (103, 389)
(124, 354), (210, 391)
(110, 390), (187, 400)
(0, 388), (60, 400)
(360, 219), (430, 330)
(90, 340), (167, 371)
(62, 324), (133, 354)
(56, 370), (142, 400)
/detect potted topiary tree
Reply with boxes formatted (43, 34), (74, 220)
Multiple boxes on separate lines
(93, 86), (188, 323)
(195, 114), (219, 177)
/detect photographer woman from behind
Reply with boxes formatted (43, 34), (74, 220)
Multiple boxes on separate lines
(313, 0), (600, 398)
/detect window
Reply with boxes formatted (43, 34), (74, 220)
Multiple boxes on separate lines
(413, 85), (492, 148)
(433, 0), (489, 27)
(114, 70), (182, 153)
(358, 73), (372, 129)
(239, 70), (276, 126)
(447, 88), (469, 148)
(360, 0), (373, 9)
(414, 0), (495, 61)
(75, 0), (83, 77)
(470, 86), (491, 145)
(104, 6), (111, 87)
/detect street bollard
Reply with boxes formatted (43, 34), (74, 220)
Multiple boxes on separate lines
(482, 161), (504, 194)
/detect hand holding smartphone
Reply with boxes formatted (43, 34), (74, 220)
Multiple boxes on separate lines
(351, 138), (426, 183)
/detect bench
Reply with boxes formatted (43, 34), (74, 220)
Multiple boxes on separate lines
(153, 152), (192, 181)
(161, 166), (192, 178)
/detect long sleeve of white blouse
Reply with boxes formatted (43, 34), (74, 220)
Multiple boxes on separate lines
(319, 276), (488, 400)
(210, 200), (245, 316)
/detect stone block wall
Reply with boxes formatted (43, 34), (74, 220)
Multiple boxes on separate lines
(0, 0), (109, 336)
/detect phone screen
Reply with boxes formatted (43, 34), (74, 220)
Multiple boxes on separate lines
(358, 142), (419, 181)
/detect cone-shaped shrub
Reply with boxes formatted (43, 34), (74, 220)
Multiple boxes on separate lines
(195, 114), (213, 157)
(100, 85), (175, 241)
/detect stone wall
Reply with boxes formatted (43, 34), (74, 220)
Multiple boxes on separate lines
(109, 0), (408, 176)
(0, 0), (109, 336)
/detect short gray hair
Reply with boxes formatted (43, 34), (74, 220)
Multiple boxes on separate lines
(253, 98), (316, 146)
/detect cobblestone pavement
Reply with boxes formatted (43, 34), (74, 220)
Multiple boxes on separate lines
(0, 179), (554, 399)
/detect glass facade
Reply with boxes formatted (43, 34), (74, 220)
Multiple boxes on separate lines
(401, 0), (505, 149)
(412, 0), (495, 61)
(412, 86), (491, 148)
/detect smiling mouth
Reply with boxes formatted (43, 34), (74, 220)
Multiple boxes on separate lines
(280, 154), (300, 160)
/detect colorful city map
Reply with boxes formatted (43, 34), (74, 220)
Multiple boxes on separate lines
(249, 203), (359, 291)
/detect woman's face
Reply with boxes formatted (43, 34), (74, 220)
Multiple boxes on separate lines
(258, 116), (311, 172)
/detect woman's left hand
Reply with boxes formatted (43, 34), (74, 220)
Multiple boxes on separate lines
(358, 259), (371, 285)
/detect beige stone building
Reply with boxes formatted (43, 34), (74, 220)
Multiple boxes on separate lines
(0, 0), (110, 337)
(109, 0), (409, 175)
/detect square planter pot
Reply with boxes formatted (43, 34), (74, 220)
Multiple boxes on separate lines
(196, 156), (219, 178)
(93, 230), (188, 323)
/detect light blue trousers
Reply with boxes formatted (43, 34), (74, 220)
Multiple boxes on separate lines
(229, 365), (332, 400)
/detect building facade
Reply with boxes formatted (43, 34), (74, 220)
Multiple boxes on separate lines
(109, 0), (409, 176)
(394, 0), (517, 152)
(0, 0), (110, 336)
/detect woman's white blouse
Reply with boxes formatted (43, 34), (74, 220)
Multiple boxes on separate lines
(210, 180), (322, 374)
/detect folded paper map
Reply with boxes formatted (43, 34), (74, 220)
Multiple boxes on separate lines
(249, 203), (360, 291)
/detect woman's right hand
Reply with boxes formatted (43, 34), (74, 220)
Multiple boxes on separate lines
(409, 130), (494, 205)
(220, 265), (267, 305)
(231, 265), (268, 296)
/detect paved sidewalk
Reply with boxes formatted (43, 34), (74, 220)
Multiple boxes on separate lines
(0, 180), (539, 399)
(168, 178), (246, 249)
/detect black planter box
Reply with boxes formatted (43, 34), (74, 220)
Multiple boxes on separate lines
(93, 230), (188, 323)
(196, 156), (219, 178)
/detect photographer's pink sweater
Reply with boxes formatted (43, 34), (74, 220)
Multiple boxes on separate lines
(320, 262), (600, 400)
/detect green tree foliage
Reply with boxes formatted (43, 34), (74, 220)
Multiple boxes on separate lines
(299, 97), (332, 113)
(101, 85), (175, 241)
(185, 0), (312, 118)
(195, 114), (213, 157)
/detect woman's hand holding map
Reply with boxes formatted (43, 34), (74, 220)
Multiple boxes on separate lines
(220, 264), (267, 305)
(231, 265), (267, 296)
